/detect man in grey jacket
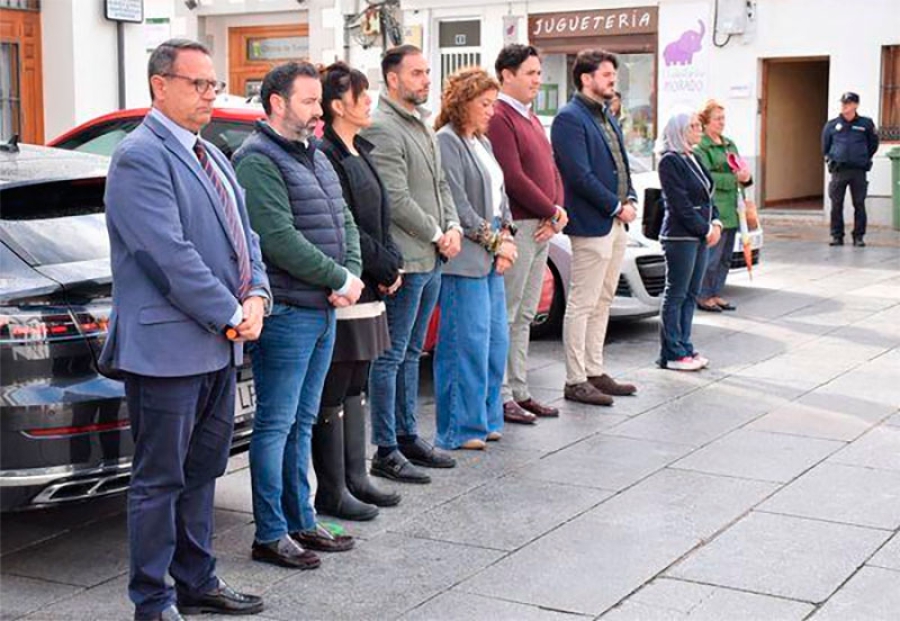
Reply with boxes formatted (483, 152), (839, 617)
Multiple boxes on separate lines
(361, 45), (461, 483)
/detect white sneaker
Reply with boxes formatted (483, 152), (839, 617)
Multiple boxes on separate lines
(666, 356), (704, 371)
(692, 353), (710, 368)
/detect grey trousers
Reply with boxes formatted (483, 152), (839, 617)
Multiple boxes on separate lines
(502, 219), (550, 402)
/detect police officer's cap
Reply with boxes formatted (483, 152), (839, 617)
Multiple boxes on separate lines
(840, 92), (860, 104)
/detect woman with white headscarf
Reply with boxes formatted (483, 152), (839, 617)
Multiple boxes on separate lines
(656, 111), (723, 371)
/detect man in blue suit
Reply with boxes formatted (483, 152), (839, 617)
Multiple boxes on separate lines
(101, 39), (270, 621)
(551, 49), (639, 407)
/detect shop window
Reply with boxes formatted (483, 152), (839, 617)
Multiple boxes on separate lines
(440, 51), (482, 86)
(881, 45), (900, 141)
(438, 20), (481, 85)
(542, 51), (656, 168)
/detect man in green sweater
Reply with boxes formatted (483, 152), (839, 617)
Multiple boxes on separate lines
(233, 61), (363, 569)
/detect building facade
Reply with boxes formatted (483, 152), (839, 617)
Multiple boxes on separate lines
(1, 0), (342, 142)
(355, 0), (899, 225)
(1, 0), (897, 224)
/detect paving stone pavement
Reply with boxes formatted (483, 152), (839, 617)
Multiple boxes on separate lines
(2, 223), (899, 620)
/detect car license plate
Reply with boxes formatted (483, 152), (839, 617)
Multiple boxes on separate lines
(235, 379), (255, 421)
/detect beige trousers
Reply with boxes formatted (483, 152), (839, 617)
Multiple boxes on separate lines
(563, 221), (628, 385)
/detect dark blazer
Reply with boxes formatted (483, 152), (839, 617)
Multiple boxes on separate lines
(319, 125), (403, 301)
(550, 95), (637, 237)
(658, 151), (720, 241)
(100, 112), (269, 376)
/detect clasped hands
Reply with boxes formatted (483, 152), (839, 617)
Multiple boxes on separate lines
(231, 296), (266, 342)
(534, 206), (568, 243)
(616, 200), (638, 224)
(378, 274), (403, 297)
(329, 274), (365, 308)
(706, 223), (723, 248)
(495, 233), (518, 275)
(437, 228), (462, 259)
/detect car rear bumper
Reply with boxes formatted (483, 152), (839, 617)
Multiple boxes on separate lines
(0, 368), (255, 512)
(612, 248), (664, 319)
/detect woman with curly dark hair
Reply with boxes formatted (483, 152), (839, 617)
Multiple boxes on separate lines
(433, 67), (517, 450)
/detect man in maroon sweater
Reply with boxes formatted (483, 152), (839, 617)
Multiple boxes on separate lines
(487, 44), (569, 424)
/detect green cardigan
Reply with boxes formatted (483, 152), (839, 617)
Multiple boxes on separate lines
(693, 134), (752, 230)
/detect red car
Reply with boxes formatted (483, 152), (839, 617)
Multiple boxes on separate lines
(49, 106), (560, 351)
(49, 102), (266, 160)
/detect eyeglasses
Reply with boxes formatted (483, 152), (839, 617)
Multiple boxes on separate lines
(162, 73), (227, 95)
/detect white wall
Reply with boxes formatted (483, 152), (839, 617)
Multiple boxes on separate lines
(42, 1), (141, 140)
(40, 0), (335, 141)
(701, 0), (899, 222)
(42, 0), (198, 140)
(381, 0), (900, 224)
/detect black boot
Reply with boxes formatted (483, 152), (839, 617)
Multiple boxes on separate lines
(311, 405), (379, 521)
(344, 395), (401, 507)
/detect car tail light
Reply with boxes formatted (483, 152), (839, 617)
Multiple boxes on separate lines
(72, 304), (112, 339)
(0, 309), (79, 343)
(24, 419), (130, 438)
(0, 304), (111, 344)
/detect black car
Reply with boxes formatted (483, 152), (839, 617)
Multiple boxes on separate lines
(0, 144), (255, 511)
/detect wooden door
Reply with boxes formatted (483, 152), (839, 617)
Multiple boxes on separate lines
(228, 24), (309, 100)
(0, 7), (44, 143)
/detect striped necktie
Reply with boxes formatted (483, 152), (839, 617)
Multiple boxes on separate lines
(193, 141), (252, 298)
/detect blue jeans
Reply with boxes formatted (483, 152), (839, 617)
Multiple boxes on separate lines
(700, 227), (736, 299)
(434, 271), (508, 449)
(659, 240), (708, 364)
(368, 265), (441, 448)
(248, 303), (335, 543)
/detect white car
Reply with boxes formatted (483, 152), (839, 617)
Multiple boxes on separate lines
(532, 205), (664, 339)
(530, 157), (763, 338)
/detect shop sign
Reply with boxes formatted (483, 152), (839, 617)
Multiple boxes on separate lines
(529, 7), (657, 40)
(247, 36), (309, 61)
(657, 2), (711, 128)
(105, 0), (143, 23)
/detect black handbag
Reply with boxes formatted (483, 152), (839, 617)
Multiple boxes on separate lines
(642, 187), (664, 240)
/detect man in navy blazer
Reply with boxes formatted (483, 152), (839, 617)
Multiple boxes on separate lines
(551, 49), (639, 407)
(101, 39), (269, 621)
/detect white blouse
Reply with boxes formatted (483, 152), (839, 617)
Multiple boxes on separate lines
(467, 136), (504, 219)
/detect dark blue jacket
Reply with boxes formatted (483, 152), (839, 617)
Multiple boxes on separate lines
(551, 96), (636, 237)
(658, 151), (720, 241)
(233, 125), (347, 309)
(822, 114), (879, 172)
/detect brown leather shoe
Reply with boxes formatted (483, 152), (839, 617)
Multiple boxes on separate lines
(503, 400), (537, 425)
(588, 374), (637, 396)
(290, 525), (354, 552)
(564, 382), (614, 406)
(517, 398), (559, 418)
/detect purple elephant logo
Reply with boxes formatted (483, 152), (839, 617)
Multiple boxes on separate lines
(663, 20), (706, 66)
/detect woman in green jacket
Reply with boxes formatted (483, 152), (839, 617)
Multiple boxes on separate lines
(694, 100), (752, 312)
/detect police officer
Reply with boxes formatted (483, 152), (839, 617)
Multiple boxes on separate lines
(822, 92), (879, 247)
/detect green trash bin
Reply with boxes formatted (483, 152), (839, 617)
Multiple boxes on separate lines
(890, 146), (900, 230)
